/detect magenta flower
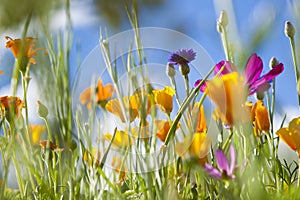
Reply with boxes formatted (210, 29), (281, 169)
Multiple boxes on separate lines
(168, 48), (196, 65)
(194, 53), (284, 95)
(204, 146), (236, 179)
(244, 53), (284, 95)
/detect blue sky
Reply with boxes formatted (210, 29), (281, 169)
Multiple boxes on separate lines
(68, 0), (299, 116)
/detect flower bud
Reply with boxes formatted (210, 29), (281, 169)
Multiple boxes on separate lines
(285, 21), (295, 38)
(269, 57), (279, 69)
(255, 91), (264, 101)
(166, 62), (176, 77)
(218, 10), (228, 27)
(179, 63), (190, 76)
(37, 100), (48, 118)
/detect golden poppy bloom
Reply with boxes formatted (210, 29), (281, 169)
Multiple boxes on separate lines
(276, 117), (300, 157)
(83, 148), (101, 166)
(251, 100), (270, 137)
(80, 79), (115, 109)
(30, 125), (46, 144)
(0, 96), (24, 117)
(104, 129), (132, 148)
(5, 36), (39, 65)
(153, 86), (175, 114)
(155, 120), (180, 142)
(206, 72), (247, 127)
(175, 132), (211, 166)
(105, 97), (138, 122)
(129, 91), (153, 117)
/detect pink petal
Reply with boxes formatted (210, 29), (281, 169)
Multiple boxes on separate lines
(244, 54), (263, 87)
(215, 149), (229, 173)
(214, 61), (234, 76)
(204, 163), (222, 179)
(228, 145), (236, 175)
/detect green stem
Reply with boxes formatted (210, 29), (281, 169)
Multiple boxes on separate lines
(164, 65), (215, 145)
(289, 37), (300, 108)
(12, 153), (25, 197)
(222, 129), (233, 151)
(221, 26), (232, 62)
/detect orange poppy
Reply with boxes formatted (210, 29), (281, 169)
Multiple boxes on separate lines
(80, 78), (115, 109)
(276, 117), (300, 157)
(153, 86), (175, 114)
(5, 36), (39, 65)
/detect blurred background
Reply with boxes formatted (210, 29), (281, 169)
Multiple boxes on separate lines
(0, 0), (299, 158)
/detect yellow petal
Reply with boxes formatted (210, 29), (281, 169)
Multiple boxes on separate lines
(30, 125), (46, 144)
(206, 72), (246, 126)
(104, 130), (132, 148)
(276, 127), (298, 151)
(153, 86), (175, 114)
(254, 100), (270, 132)
(189, 132), (211, 158)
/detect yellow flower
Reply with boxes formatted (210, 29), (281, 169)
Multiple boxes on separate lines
(106, 96), (138, 122)
(30, 125), (46, 144)
(5, 36), (39, 65)
(80, 78), (114, 109)
(155, 120), (180, 142)
(175, 132), (211, 166)
(83, 148), (101, 166)
(206, 72), (247, 127)
(276, 117), (300, 157)
(191, 103), (207, 133)
(251, 100), (270, 137)
(104, 129), (132, 148)
(153, 86), (175, 114)
(129, 90), (153, 117)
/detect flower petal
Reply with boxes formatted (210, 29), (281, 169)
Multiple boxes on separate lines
(215, 149), (229, 173)
(244, 53), (263, 87)
(204, 163), (222, 179)
(214, 60), (235, 76)
(249, 63), (284, 93)
(228, 145), (236, 175)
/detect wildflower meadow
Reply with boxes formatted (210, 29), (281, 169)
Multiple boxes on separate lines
(1, 0), (300, 199)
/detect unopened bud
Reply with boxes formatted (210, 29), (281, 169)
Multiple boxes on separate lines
(217, 21), (223, 33)
(255, 92), (265, 101)
(179, 63), (190, 76)
(269, 57), (279, 69)
(37, 100), (48, 118)
(285, 21), (295, 38)
(166, 62), (176, 77)
(218, 10), (228, 27)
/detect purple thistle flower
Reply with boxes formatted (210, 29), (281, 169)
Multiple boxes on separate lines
(204, 145), (236, 179)
(168, 48), (196, 65)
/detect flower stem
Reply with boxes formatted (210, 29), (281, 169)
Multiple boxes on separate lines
(164, 65), (215, 145)
(288, 37), (300, 108)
